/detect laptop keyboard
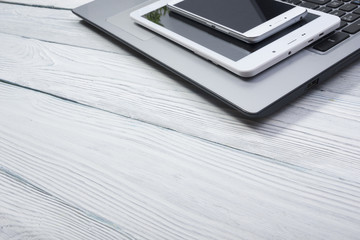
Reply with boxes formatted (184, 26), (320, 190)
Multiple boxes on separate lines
(282, 0), (360, 52)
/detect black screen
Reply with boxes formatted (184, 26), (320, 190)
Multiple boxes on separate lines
(142, 6), (317, 61)
(174, 0), (295, 33)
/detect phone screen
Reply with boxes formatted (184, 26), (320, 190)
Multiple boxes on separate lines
(173, 0), (295, 33)
(142, 7), (317, 61)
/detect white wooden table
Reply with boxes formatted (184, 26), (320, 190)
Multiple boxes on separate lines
(1, 1), (360, 239)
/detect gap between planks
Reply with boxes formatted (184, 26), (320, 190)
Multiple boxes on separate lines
(0, 168), (135, 240)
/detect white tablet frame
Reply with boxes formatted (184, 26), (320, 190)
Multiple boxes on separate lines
(130, 0), (340, 77)
(167, 0), (308, 43)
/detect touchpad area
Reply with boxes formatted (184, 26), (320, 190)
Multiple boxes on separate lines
(107, 0), (156, 41)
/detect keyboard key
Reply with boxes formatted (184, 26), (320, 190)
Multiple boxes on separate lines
(318, 6), (333, 11)
(305, 0), (330, 4)
(288, 0), (302, 4)
(354, 7), (360, 13)
(327, 0), (344, 7)
(313, 32), (350, 51)
(330, 9), (346, 16)
(342, 19), (360, 33)
(337, 20), (348, 29)
(339, 3), (358, 11)
(342, 13), (360, 21)
(300, 1), (320, 8)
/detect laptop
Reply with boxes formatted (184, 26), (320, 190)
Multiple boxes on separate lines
(72, 0), (360, 118)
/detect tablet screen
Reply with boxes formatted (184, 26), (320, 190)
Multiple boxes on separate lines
(142, 6), (317, 61)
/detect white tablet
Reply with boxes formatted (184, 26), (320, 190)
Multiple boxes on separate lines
(130, 0), (340, 77)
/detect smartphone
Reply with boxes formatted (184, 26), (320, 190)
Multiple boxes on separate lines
(167, 0), (308, 43)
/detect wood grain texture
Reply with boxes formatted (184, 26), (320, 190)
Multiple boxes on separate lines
(0, 3), (129, 54)
(0, 168), (135, 240)
(0, 82), (360, 240)
(0, 0), (90, 9)
(0, 31), (359, 181)
(2, 1), (360, 240)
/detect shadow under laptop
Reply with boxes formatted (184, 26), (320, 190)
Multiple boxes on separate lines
(250, 59), (360, 126)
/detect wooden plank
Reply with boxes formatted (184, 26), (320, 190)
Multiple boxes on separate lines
(0, 3), (129, 55)
(0, 0), (90, 9)
(0, 168), (134, 240)
(0, 82), (359, 240)
(1, 32), (359, 180)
